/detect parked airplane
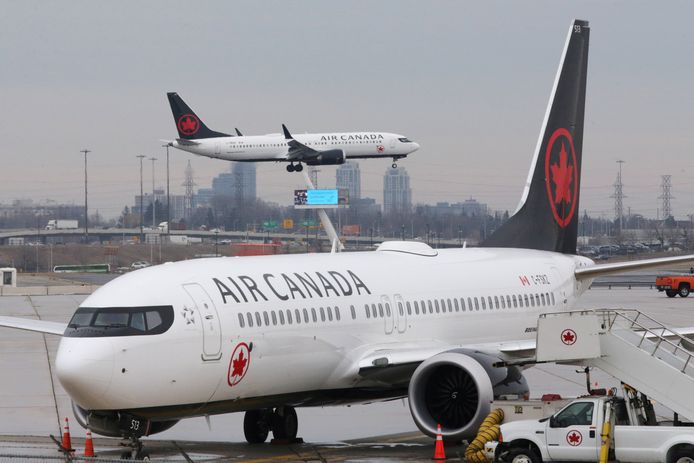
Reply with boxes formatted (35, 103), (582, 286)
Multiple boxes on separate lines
(1, 20), (692, 459)
(165, 92), (420, 172)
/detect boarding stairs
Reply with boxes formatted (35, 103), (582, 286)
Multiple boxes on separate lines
(535, 309), (694, 422)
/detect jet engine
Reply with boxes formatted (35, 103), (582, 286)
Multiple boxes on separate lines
(408, 349), (528, 442)
(72, 402), (178, 438)
(306, 149), (346, 166)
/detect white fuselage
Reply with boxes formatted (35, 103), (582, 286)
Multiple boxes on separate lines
(55, 243), (594, 421)
(172, 132), (419, 162)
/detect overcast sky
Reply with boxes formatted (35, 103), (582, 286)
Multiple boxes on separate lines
(2, 1), (693, 220)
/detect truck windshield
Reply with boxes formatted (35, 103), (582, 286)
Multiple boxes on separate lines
(64, 306), (174, 337)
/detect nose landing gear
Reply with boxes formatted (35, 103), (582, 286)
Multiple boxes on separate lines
(120, 435), (150, 460)
(243, 406), (300, 444)
(391, 157), (399, 169)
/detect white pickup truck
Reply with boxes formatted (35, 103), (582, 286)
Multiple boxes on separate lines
(494, 396), (694, 463)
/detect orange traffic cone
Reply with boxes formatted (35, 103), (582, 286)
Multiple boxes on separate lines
(84, 429), (95, 457)
(433, 423), (446, 460)
(61, 417), (74, 453)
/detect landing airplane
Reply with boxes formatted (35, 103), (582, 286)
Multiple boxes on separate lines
(1, 20), (692, 459)
(165, 92), (420, 172)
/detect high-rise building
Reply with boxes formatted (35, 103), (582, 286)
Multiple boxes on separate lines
(336, 161), (361, 201)
(383, 167), (412, 214)
(209, 162), (257, 201)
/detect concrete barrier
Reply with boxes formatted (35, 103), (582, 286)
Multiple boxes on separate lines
(0, 285), (99, 296)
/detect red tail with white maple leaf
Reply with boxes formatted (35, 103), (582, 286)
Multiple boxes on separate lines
(482, 19), (589, 255)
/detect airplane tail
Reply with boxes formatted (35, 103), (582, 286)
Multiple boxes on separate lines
(166, 92), (230, 140)
(482, 20), (589, 255)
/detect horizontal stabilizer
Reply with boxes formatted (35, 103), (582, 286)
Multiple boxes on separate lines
(0, 316), (66, 335)
(175, 138), (201, 146)
(575, 254), (694, 280)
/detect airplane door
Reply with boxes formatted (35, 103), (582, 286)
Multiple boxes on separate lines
(183, 283), (222, 361)
(389, 136), (396, 150)
(381, 295), (394, 334)
(214, 143), (221, 155)
(394, 294), (407, 333)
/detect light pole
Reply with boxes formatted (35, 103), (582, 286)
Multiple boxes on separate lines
(162, 143), (171, 236)
(136, 155), (146, 242)
(81, 149), (91, 243)
(150, 157), (157, 228)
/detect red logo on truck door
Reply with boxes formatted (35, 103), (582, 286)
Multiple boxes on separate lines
(567, 430), (582, 446)
(228, 342), (250, 387)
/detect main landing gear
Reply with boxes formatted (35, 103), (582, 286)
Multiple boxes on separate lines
(286, 163), (304, 173)
(243, 406), (299, 444)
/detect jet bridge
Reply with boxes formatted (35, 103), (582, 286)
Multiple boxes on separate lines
(533, 309), (694, 422)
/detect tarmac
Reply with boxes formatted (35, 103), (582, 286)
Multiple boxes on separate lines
(0, 274), (692, 461)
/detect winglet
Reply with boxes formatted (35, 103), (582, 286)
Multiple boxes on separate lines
(282, 124), (293, 140)
(235, 128), (243, 136)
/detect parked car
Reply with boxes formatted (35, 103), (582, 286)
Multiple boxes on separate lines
(130, 261), (151, 270)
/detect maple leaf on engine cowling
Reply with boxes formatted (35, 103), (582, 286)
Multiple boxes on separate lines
(231, 351), (247, 377)
(550, 142), (574, 205)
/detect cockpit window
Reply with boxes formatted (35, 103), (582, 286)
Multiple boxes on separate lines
(398, 137), (412, 143)
(64, 306), (174, 337)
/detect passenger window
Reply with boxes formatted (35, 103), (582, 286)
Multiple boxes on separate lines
(238, 313), (245, 328)
(494, 296), (499, 309)
(247, 313), (253, 327)
(295, 309), (301, 324)
(365, 305), (371, 319)
(454, 299), (459, 311)
(447, 299), (453, 312)
(488, 296), (493, 309)
(385, 303), (391, 317)
(506, 295), (512, 308)
(461, 298), (466, 311)
(327, 307), (333, 321)
(378, 303), (384, 318)
(406, 301), (412, 315)
(398, 302), (404, 316)
(372, 304), (378, 318)
(434, 300), (440, 313)
(311, 308), (317, 323)
(474, 298), (480, 311)
(541, 294), (546, 305)
(255, 312), (262, 326)
(428, 300), (434, 314)
(351, 305), (356, 319)
(279, 310), (285, 325)
(414, 301), (420, 314)
(524, 295), (529, 307)
(271, 311), (277, 325)
(319, 307), (326, 322)
(264, 312), (270, 326)
(131, 312), (146, 332)
(481, 298), (486, 310)
(286, 310), (292, 324)
(335, 307), (341, 321)
(500, 296), (506, 309)
(303, 308), (309, 323)
(512, 295), (518, 308)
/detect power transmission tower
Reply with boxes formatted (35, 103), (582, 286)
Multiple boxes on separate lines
(611, 160), (626, 233)
(183, 161), (196, 223)
(659, 175), (673, 220)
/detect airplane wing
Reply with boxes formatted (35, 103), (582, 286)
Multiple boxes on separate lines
(282, 124), (320, 161)
(575, 254), (694, 280)
(0, 316), (66, 336)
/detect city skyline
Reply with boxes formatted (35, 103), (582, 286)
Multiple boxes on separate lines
(2, 2), (694, 220)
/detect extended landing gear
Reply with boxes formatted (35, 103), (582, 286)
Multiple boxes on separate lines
(243, 406), (299, 444)
(286, 163), (304, 173)
(120, 435), (150, 460)
(391, 157), (399, 169)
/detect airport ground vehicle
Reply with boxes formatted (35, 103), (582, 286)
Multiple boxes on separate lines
(45, 219), (78, 230)
(494, 394), (694, 463)
(656, 275), (694, 297)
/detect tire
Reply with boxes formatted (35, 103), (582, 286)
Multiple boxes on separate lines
(680, 285), (690, 298)
(671, 448), (694, 463)
(271, 406), (298, 440)
(666, 290), (678, 298)
(505, 446), (542, 463)
(243, 410), (270, 444)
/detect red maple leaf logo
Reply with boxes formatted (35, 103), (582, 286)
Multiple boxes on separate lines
(563, 331), (575, 343)
(231, 351), (247, 377)
(568, 432), (581, 444)
(550, 142), (574, 206)
(178, 115), (199, 135)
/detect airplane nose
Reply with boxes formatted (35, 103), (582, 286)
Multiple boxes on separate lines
(56, 338), (114, 409)
(412, 142), (421, 152)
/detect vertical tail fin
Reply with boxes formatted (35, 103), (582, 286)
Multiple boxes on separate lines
(482, 19), (589, 254)
(166, 92), (230, 140)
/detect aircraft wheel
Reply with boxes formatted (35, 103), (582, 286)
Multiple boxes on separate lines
(391, 162), (397, 169)
(295, 163), (304, 172)
(286, 164), (295, 173)
(244, 410), (270, 444)
(271, 406), (298, 440)
(666, 290), (678, 298)
(679, 285), (690, 298)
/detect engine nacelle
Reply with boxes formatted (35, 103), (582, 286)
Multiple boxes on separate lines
(408, 349), (528, 441)
(72, 402), (178, 438)
(306, 149), (346, 166)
